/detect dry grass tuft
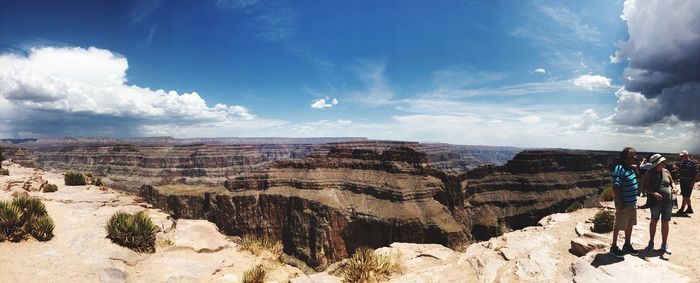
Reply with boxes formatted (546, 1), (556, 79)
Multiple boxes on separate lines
(240, 235), (283, 259)
(242, 265), (266, 283)
(342, 247), (404, 283)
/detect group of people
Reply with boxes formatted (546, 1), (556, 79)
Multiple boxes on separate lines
(609, 147), (699, 257)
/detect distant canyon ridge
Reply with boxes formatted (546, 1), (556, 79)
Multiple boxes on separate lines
(1, 137), (656, 268)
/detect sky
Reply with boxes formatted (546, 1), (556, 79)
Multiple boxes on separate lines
(0, 0), (698, 152)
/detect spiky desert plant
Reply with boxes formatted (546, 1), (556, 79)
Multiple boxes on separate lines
(242, 265), (266, 283)
(0, 201), (24, 241)
(105, 210), (157, 253)
(343, 247), (403, 283)
(29, 214), (54, 241)
(0, 168), (8, 176)
(12, 195), (47, 225)
(592, 209), (615, 233)
(64, 171), (86, 186)
(600, 187), (614, 202)
(94, 178), (103, 187)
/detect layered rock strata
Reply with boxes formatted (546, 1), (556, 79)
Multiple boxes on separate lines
(141, 147), (610, 268)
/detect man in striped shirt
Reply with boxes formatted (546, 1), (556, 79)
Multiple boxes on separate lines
(676, 150), (699, 214)
(610, 147), (639, 257)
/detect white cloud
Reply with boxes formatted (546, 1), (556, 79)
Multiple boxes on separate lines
(0, 46), (281, 137)
(310, 96), (338, 109)
(532, 68), (547, 74)
(337, 119), (352, 126)
(609, 87), (662, 126)
(572, 74), (612, 89)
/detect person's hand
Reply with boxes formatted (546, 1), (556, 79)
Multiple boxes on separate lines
(653, 192), (662, 200)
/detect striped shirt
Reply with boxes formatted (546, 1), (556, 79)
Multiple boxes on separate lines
(678, 159), (699, 183)
(612, 164), (638, 205)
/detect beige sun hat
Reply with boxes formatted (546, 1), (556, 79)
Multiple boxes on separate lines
(649, 153), (666, 168)
(679, 150), (689, 156)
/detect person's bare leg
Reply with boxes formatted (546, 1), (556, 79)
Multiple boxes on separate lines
(612, 228), (620, 246)
(661, 220), (669, 245)
(649, 219), (657, 243)
(624, 224), (633, 246)
(679, 198), (686, 212)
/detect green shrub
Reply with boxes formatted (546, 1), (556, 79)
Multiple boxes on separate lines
(0, 201), (24, 241)
(0, 197), (54, 242)
(42, 183), (58, 193)
(600, 187), (615, 202)
(242, 265), (266, 283)
(0, 168), (8, 176)
(12, 195), (47, 226)
(241, 235), (283, 258)
(94, 178), (103, 186)
(64, 171), (86, 186)
(29, 215), (54, 241)
(342, 247), (403, 283)
(592, 210), (615, 233)
(105, 210), (157, 253)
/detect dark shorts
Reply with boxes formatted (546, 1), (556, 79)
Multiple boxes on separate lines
(680, 181), (694, 198)
(651, 201), (673, 221)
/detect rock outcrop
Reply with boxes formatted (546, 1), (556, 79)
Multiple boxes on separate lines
(141, 146), (611, 268)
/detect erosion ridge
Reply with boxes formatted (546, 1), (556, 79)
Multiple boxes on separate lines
(139, 143), (611, 269)
(2, 138), (521, 190)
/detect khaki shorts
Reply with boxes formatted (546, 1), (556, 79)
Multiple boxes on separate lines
(614, 204), (637, 230)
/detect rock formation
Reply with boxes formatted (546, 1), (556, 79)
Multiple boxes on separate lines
(140, 146), (611, 269)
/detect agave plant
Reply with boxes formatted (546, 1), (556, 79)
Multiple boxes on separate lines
(342, 247), (403, 283)
(64, 171), (86, 186)
(12, 196), (48, 225)
(105, 210), (156, 253)
(0, 201), (24, 241)
(29, 214), (55, 241)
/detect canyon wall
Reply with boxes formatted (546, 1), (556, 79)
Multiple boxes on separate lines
(139, 145), (611, 269)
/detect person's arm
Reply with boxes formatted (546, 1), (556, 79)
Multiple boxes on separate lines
(612, 166), (622, 208)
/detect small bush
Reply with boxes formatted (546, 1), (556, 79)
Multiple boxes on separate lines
(566, 202), (584, 213)
(29, 215), (54, 241)
(94, 178), (103, 187)
(241, 235), (283, 258)
(0, 196), (54, 242)
(592, 210), (615, 233)
(105, 210), (157, 253)
(0, 201), (24, 241)
(42, 183), (58, 193)
(64, 171), (86, 186)
(600, 187), (614, 202)
(242, 265), (266, 283)
(342, 247), (403, 283)
(0, 168), (8, 176)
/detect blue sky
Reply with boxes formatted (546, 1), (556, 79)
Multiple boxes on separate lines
(1, 0), (698, 152)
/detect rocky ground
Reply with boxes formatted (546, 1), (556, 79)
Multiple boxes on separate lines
(0, 163), (304, 282)
(2, 162), (699, 282)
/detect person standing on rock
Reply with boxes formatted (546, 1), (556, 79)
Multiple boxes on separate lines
(610, 147), (639, 257)
(676, 150), (699, 215)
(642, 154), (675, 254)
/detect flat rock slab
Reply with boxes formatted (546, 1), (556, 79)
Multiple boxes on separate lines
(173, 219), (230, 252)
(290, 272), (342, 283)
(572, 253), (690, 283)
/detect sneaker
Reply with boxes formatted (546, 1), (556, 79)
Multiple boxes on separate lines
(661, 244), (672, 255)
(638, 204), (649, 209)
(685, 208), (694, 214)
(645, 241), (654, 252)
(622, 243), (638, 255)
(675, 209), (687, 215)
(610, 245), (624, 258)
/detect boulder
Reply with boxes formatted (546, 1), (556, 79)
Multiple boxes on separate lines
(173, 219), (230, 253)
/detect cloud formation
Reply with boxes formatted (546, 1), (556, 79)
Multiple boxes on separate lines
(310, 97), (338, 109)
(611, 0), (700, 125)
(0, 46), (279, 137)
(572, 74), (612, 90)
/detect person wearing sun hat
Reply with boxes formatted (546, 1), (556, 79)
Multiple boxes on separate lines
(642, 153), (676, 254)
(676, 150), (699, 214)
